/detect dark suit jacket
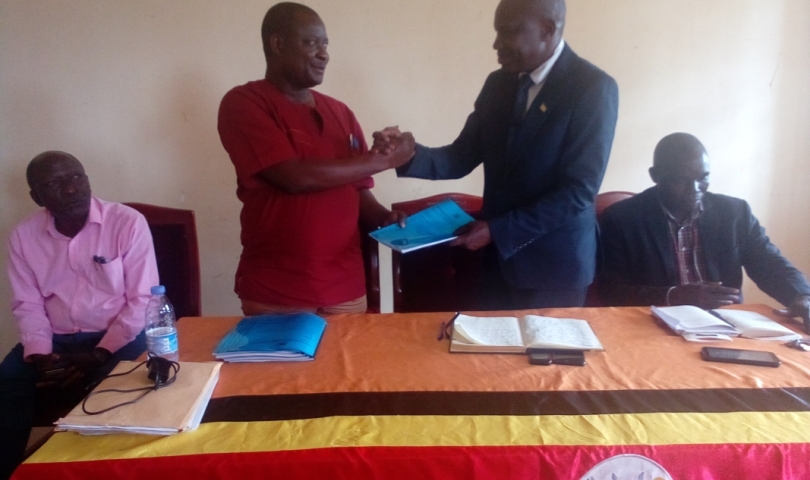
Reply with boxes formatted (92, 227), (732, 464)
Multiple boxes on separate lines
(398, 44), (619, 289)
(600, 187), (810, 306)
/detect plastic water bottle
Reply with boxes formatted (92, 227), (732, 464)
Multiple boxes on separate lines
(145, 285), (179, 361)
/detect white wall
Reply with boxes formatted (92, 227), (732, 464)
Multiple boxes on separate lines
(1, 0), (809, 354)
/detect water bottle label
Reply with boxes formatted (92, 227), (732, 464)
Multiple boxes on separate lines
(146, 326), (178, 356)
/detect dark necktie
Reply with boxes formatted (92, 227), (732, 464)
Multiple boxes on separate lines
(511, 74), (534, 124)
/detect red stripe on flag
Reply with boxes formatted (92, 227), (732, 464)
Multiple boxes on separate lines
(14, 443), (810, 480)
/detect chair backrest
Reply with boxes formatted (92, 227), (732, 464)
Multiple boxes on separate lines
(391, 193), (484, 313)
(595, 191), (634, 223)
(124, 202), (202, 318)
(359, 222), (380, 313)
(585, 190), (635, 307)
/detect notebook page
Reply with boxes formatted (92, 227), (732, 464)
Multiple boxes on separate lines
(712, 309), (801, 341)
(452, 314), (524, 347)
(521, 315), (604, 350)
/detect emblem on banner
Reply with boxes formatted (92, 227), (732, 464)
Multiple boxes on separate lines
(580, 454), (673, 480)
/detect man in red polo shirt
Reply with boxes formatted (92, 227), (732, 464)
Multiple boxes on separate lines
(218, 2), (415, 315)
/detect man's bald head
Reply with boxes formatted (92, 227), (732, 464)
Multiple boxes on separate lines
(650, 133), (711, 218)
(261, 2), (319, 57)
(493, 0), (566, 73)
(528, 0), (566, 28)
(652, 133), (708, 178)
(498, 0), (566, 31)
(26, 151), (83, 189)
(26, 150), (92, 228)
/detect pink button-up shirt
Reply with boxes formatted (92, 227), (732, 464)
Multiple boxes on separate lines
(7, 197), (159, 358)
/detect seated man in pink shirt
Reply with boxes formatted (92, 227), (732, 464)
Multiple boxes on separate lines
(0, 151), (159, 479)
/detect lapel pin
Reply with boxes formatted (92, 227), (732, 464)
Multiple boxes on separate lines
(539, 103), (547, 112)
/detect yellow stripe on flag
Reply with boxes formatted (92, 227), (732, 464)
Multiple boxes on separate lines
(28, 411), (810, 463)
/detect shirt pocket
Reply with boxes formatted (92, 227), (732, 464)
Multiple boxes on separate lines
(288, 128), (318, 158)
(91, 256), (125, 296)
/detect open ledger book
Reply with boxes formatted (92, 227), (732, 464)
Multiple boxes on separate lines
(450, 314), (604, 353)
(55, 361), (221, 435)
(651, 305), (801, 342)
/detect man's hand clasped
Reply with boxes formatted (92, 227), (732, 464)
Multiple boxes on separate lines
(372, 126), (415, 168)
(28, 348), (112, 388)
(373, 126), (492, 251)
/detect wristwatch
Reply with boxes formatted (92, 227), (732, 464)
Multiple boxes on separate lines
(92, 348), (112, 365)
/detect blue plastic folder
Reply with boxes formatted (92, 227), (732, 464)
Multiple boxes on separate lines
(370, 199), (475, 253)
(213, 313), (327, 362)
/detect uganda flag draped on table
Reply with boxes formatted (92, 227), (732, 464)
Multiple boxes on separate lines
(15, 306), (810, 479)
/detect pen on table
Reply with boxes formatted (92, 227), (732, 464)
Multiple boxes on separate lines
(707, 309), (733, 326)
(438, 311), (461, 341)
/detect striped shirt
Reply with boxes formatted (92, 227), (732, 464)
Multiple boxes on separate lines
(662, 202), (707, 285)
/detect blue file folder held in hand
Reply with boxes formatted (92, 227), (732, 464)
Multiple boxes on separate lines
(213, 313), (327, 362)
(370, 199), (475, 253)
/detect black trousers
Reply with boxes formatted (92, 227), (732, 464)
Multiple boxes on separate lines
(0, 331), (145, 480)
(477, 247), (588, 310)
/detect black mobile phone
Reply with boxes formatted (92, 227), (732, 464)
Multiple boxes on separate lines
(701, 347), (781, 368)
(528, 350), (586, 366)
(529, 352), (553, 365)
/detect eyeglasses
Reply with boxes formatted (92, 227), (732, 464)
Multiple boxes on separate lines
(437, 312), (461, 341)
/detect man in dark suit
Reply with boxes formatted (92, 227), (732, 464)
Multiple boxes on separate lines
(600, 132), (810, 330)
(374, 0), (619, 309)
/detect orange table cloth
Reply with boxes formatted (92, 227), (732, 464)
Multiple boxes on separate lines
(14, 305), (810, 479)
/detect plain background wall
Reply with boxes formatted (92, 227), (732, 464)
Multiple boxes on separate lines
(1, 0), (808, 354)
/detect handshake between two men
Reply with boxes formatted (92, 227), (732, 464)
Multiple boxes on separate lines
(371, 127), (491, 252)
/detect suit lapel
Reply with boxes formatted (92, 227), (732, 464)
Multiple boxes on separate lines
(696, 194), (720, 280)
(641, 189), (680, 284)
(507, 45), (576, 161)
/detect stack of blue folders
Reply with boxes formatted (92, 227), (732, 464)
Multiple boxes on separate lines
(213, 313), (327, 362)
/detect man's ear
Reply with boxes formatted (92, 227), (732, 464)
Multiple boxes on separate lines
(539, 18), (557, 39)
(269, 33), (285, 56)
(648, 166), (660, 184)
(30, 189), (44, 207)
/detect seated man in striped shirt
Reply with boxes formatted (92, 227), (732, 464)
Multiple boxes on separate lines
(599, 133), (810, 330)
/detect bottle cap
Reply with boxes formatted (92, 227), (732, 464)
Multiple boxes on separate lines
(150, 285), (166, 295)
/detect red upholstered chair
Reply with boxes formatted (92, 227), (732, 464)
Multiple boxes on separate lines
(585, 191), (635, 306)
(124, 203), (202, 319)
(391, 193), (484, 313)
(595, 191), (634, 223)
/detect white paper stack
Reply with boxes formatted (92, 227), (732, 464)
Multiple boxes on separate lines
(55, 361), (221, 435)
(651, 305), (803, 343)
(651, 305), (739, 337)
(711, 309), (802, 341)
